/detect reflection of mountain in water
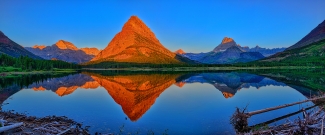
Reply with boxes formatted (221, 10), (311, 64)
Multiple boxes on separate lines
(27, 74), (100, 96)
(85, 72), (180, 121)
(1, 71), (320, 122)
(175, 73), (287, 98)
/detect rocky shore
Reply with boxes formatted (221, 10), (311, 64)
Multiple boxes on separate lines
(0, 111), (89, 135)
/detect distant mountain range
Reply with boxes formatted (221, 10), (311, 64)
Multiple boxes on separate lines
(89, 16), (184, 64)
(2, 16), (324, 66)
(261, 19), (325, 63)
(25, 40), (100, 63)
(0, 31), (43, 59)
(180, 37), (284, 64)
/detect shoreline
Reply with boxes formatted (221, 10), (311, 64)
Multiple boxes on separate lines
(0, 70), (78, 77)
(0, 110), (89, 134)
(82, 66), (320, 71)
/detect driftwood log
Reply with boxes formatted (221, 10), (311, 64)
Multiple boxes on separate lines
(247, 95), (325, 116)
(245, 107), (325, 134)
(232, 95), (325, 134)
(0, 122), (23, 133)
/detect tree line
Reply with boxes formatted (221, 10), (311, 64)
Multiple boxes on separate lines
(0, 54), (81, 71)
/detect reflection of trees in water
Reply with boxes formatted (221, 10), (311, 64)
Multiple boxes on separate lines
(0, 73), (74, 104)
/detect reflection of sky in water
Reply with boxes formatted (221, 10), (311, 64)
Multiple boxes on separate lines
(2, 74), (314, 134)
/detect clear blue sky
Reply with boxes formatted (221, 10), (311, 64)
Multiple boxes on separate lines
(1, 0), (325, 53)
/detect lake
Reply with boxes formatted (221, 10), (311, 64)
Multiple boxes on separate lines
(0, 70), (322, 134)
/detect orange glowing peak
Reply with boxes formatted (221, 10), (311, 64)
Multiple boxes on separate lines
(221, 37), (234, 44)
(55, 40), (78, 50)
(32, 45), (46, 50)
(175, 49), (185, 54)
(80, 47), (101, 55)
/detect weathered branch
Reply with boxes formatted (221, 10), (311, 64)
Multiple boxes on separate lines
(0, 122), (23, 133)
(247, 95), (325, 116)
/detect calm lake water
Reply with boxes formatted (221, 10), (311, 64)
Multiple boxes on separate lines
(0, 71), (320, 134)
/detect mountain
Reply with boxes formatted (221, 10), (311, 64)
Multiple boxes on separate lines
(32, 45), (46, 50)
(237, 52), (265, 63)
(261, 20), (325, 64)
(0, 31), (43, 59)
(212, 37), (244, 53)
(90, 16), (182, 64)
(181, 37), (285, 63)
(181, 52), (208, 61)
(287, 20), (325, 50)
(189, 37), (265, 64)
(80, 47), (101, 55)
(25, 40), (96, 63)
(248, 45), (286, 57)
(175, 49), (185, 54)
(55, 40), (78, 50)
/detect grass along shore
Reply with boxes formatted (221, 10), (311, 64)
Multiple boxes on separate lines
(0, 67), (78, 77)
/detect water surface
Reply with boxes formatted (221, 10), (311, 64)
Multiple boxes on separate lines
(0, 71), (320, 134)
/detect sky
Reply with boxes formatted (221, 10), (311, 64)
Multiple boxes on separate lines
(1, 0), (325, 53)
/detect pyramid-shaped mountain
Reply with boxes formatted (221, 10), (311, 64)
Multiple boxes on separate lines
(25, 40), (97, 63)
(212, 37), (244, 53)
(90, 16), (182, 64)
(287, 20), (325, 50)
(0, 31), (42, 59)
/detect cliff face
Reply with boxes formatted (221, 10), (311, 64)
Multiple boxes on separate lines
(90, 16), (181, 64)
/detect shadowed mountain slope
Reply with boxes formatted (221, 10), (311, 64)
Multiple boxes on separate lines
(0, 31), (42, 59)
